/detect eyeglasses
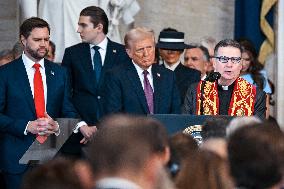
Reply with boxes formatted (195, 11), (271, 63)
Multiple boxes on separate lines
(215, 56), (241, 64)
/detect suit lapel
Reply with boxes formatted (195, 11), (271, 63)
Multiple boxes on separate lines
(44, 60), (55, 113)
(98, 39), (118, 88)
(78, 43), (97, 88)
(152, 65), (162, 113)
(127, 64), (149, 113)
(15, 58), (36, 114)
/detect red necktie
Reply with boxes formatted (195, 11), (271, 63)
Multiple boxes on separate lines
(33, 63), (47, 143)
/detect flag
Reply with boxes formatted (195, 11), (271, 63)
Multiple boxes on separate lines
(234, 0), (277, 64)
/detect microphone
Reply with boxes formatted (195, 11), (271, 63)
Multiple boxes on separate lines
(205, 72), (221, 82)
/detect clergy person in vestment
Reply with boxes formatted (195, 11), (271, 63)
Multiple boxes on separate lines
(183, 39), (266, 120)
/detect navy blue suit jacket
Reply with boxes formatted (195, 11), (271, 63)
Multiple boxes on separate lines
(173, 63), (201, 103)
(0, 57), (78, 174)
(62, 39), (130, 125)
(103, 62), (181, 115)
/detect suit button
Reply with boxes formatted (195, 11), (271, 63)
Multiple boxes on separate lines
(97, 96), (101, 99)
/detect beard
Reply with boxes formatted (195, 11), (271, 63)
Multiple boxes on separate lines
(26, 45), (48, 61)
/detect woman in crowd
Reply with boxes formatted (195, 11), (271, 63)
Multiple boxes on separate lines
(238, 39), (272, 118)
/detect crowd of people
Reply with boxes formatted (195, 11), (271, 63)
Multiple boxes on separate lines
(0, 5), (282, 189)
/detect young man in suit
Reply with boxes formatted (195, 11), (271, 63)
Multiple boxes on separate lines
(0, 17), (89, 189)
(104, 27), (181, 115)
(157, 28), (201, 104)
(61, 6), (129, 156)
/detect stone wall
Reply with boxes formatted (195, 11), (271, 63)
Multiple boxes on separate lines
(133, 0), (235, 44)
(0, 0), (19, 51)
(0, 0), (235, 52)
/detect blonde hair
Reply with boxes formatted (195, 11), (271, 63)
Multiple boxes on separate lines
(124, 27), (155, 49)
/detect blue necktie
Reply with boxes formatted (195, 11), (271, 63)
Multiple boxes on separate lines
(93, 46), (102, 84)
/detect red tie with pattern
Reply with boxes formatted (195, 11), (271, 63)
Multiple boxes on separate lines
(33, 63), (47, 143)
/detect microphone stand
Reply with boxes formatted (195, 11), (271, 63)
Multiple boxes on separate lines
(200, 80), (206, 115)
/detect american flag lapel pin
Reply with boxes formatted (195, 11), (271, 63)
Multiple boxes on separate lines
(113, 49), (117, 53)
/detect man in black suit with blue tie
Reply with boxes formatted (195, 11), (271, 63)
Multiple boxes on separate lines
(61, 6), (129, 156)
(0, 17), (82, 189)
(104, 27), (181, 115)
(157, 28), (201, 105)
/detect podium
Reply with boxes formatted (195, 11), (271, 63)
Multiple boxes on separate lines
(149, 114), (234, 134)
(19, 118), (79, 164)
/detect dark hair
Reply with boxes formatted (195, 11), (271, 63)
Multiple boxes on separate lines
(20, 17), (50, 39)
(214, 39), (242, 56)
(228, 124), (284, 189)
(175, 150), (234, 189)
(12, 41), (24, 59)
(238, 38), (265, 90)
(201, 117), (229, 140)
(86, 115), (168, 176)
(21, 158), (85, 189)
(186, 43), (210, 61)
(80, 6), (109, 34)
(168, 132), (198, 177)
(49, 40), (56, 56)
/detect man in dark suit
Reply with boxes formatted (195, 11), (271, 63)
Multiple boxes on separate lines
(104, 27), (181, 115)
(0, 17), (83, 189)
(183, 39), (266, 120)
(156, 28), (201, 104)
(61, 6), (129, 156)
(184, 44), (211, 80)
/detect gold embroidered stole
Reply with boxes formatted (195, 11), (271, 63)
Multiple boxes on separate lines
(196, 78), (256, 116)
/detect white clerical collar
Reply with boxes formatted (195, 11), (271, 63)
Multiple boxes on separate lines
(221, 85), (229, 90)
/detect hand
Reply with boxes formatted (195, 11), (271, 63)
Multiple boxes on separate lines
(26, 118), (49, 135)
(43, 112), (59, 135)
(79, 125), (97, 144)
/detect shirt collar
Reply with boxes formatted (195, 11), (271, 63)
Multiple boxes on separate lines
(132, 60), (152, 77)
(22, 53), (45, 69)
(90, 37), (108, 51)
(96, 177), (142, 189)
(201, 74), (207, 81)
(218, 80), (235, 91)
(163, 61), (180, 71)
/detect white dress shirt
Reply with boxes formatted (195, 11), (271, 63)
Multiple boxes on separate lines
(22, 53), (47, 107)
(163, 60), (180, 71)
(132, 61), (154, 92)
(90, 37), (108, 69)
(96, 177), (142, 189)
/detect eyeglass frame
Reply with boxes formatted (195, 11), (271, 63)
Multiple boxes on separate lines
(214, 56), (242, 64)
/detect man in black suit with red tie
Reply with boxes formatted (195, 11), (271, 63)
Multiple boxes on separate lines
(0, 17), (80, 189)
